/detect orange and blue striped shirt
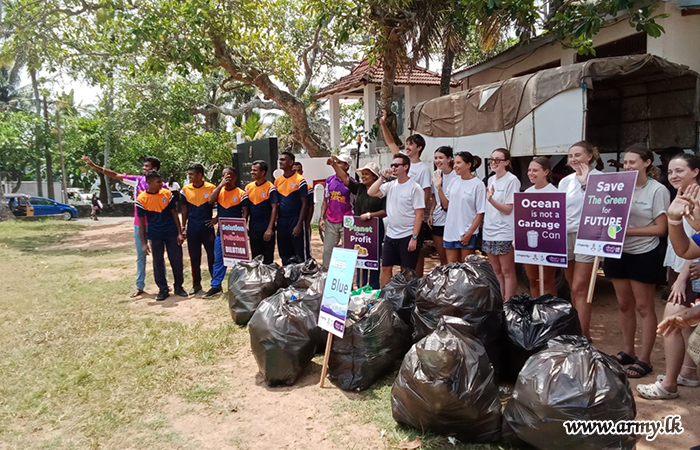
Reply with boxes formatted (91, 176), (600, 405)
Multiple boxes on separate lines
(246, 180), (279, 233)
(181, 182), (216, 232)
(217, 186), (249, 219)
(274, 173), (308, 220)
(136, 188), (178, 240)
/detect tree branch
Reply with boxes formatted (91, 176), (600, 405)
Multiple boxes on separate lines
(192, 97), (278, 118)
(296, 23), (324, 98)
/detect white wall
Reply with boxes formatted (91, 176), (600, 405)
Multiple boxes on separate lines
(2, 181), (65, 202)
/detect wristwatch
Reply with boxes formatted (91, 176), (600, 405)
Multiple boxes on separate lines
(411, 234), (418, 240)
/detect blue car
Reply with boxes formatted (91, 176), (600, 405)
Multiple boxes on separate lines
(29, 196), (78, 220)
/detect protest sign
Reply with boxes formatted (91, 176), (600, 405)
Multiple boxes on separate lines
(575, 171), (637, 259)
(343, 216), (380, 270)
(514, 192), (567, 268)
(219, 217), (251, 264)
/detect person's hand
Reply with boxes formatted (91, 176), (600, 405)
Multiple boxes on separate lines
(263, 228), (273, 241)
(427, 215), (433, 227)
(657, 314), (691, 337)
(205, 217), (218, 228)
(81, 155), (95, 166)
(181, 228), (187, 240)
(575, 163), (590, 186)
(219, 173), (231, 186)
(689, 262), (700, 281)
(486, 186), (494, 202)
(380, 109), (387, 125)
(668, 192), (691, 221)
(293, 224), (302, 237)
(319, 218), (326, 232)
(383, 169), (392, 179)
(460, 232), (472, 246)
(142, 243), (150, 256)
(668, 277), (687, 305)
(681, 184), (700, 231)
(408, 237), (417, 252)
(177, 234), (185, 245)
(360, 212), (371, 221)
(327, 156), (339, 166)
(433, 170), (442, 190)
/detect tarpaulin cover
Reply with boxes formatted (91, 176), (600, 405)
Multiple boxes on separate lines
(502, 294), (582, 381)
(227, 255), (286, 325)
(503, 335), (637, 450)
(328, 298), (410, 391)
(413, 256), (503, 371)
(412, 54), (697, 138)
(391, 316), (502, 442)
(379, 268), (420, 328)
(248, 287), (318, 386)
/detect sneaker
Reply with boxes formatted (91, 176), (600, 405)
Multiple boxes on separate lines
(174, 287), (188, 297)
(188, 284), (202, 295)
(202, 287), (222, 299)
(155, 291), (170, 301)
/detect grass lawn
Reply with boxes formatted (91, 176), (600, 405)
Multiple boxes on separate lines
(0, 220), (511, 450)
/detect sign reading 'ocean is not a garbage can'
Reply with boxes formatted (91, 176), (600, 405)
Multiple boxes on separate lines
(514, 192), (568, 268)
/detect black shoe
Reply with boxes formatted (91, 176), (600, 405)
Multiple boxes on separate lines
(155, 290), (170, 301)
(202, 287), (222, 299)
(174, 287), (188, 297)
(188, 285), (202, 295)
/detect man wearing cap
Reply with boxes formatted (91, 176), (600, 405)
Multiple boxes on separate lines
(328, 156), (386, 288)
(320, 153), (355, 267)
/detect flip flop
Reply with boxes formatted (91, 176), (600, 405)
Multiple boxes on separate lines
(636, 381), (679, 400)
(657, 374), (700, 387)
(614, 351), (636, 366)
(130, 289), (145, 298)
(627, 359), (653, 379)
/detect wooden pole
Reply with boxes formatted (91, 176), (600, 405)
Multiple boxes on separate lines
(538, 265), (545, 297)
(319, 333), (334, 388)
(586, 256), (600, 304)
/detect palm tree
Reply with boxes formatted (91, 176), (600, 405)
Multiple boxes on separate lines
(233, 110), (268, 142)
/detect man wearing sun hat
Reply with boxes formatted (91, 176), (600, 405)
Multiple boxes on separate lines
(327, 156), (387, 288)
(320, 153), (355, 267)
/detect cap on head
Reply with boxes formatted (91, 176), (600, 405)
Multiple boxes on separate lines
(336, 153), (352, 165)
(358, 161), (380, 178)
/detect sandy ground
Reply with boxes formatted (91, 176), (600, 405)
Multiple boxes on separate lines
(71, 218), (699, 449)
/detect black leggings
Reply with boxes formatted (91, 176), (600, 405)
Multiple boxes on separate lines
(187, 228), (215, 285)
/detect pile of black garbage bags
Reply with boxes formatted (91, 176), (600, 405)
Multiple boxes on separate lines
(228, 256), (637, 449)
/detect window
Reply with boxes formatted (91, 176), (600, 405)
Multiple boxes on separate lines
(31, 197), (51, 205)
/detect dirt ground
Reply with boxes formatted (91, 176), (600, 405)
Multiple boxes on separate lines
(76, 218), (699, 449)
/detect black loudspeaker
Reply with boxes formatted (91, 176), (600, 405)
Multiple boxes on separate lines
(234, 137), (278, 187)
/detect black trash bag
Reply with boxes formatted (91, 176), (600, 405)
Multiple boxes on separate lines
(378, 268), (420, 327)
(328, 298), (410, 391)
(283, 258), (320, 287)
(227, 255), (285, 325)
(412, 256), (503, 372)
(503, 335), (638, 450)
(502, 294), (582, 381)
(391, 316), (502, 443)
(248, 287), (317, 386)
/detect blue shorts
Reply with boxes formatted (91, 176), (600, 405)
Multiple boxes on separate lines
(444, 235), (477, 249)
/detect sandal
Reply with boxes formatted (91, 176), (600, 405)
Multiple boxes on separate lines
(614, 351), (636, 366)
(636, 381), (679, 400)
(627, 359), (653, 379)
(657, 374), (700, 387)
(130, 289), (145, 298)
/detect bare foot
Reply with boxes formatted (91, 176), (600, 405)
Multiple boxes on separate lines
(130, 289), (145, 298)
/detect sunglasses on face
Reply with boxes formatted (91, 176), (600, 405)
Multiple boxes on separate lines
(391, 163), (406, 168)
(490, 158), (506, 164)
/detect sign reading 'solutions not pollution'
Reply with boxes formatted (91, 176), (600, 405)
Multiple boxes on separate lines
(318, 248), (359, 338)
(219, 217), (251, 265)
(575, 171), (638, 259)
(343, 216), (380, 270)
(514, 192), (568, 268)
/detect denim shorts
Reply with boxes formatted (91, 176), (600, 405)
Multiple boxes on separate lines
(443, 234), (477, 249)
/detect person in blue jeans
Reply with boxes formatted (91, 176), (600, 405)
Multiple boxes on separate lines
(203, 167), (249, 298)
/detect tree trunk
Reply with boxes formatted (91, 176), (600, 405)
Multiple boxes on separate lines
(0, 189), (15, 221)
(211, 34), (329, 157)
(440, 47), (455, 96)
(43, 97), (55, 199)
(103, 78), (115, 205)
(55, 108), (68, 204)
(380, 28), (403, 146)
(30, 69), (43, 197)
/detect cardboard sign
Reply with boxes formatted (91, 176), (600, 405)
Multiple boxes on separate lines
(514, 192), (568, 268)
(575, 171), (638, 259)
(342, 216), (380, 270)
(219, 217), (251, 265)
(317, 248), (359, 338)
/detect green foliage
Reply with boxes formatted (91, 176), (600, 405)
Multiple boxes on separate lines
(0, 110), (45, 182)
(233, 111), (268, 142)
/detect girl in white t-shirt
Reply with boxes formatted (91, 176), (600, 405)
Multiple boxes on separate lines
(429, 146), (457, 265)
(524, 157), (558, 297)
(434, 152), (485, 263)
(559, 141), (602, 338)
(483, 148), (521, 300)
(638, 153), (700, 399)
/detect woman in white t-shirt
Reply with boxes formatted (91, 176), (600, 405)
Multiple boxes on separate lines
(483, 148), (521, 300)
(524, 157), (558, 297)
(559, 141), (602, 338)
(603, 144), (670, 380)
(429, 146), (457, 266)
(638, 153), (700, 399)
(434, 152), (485, 263)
